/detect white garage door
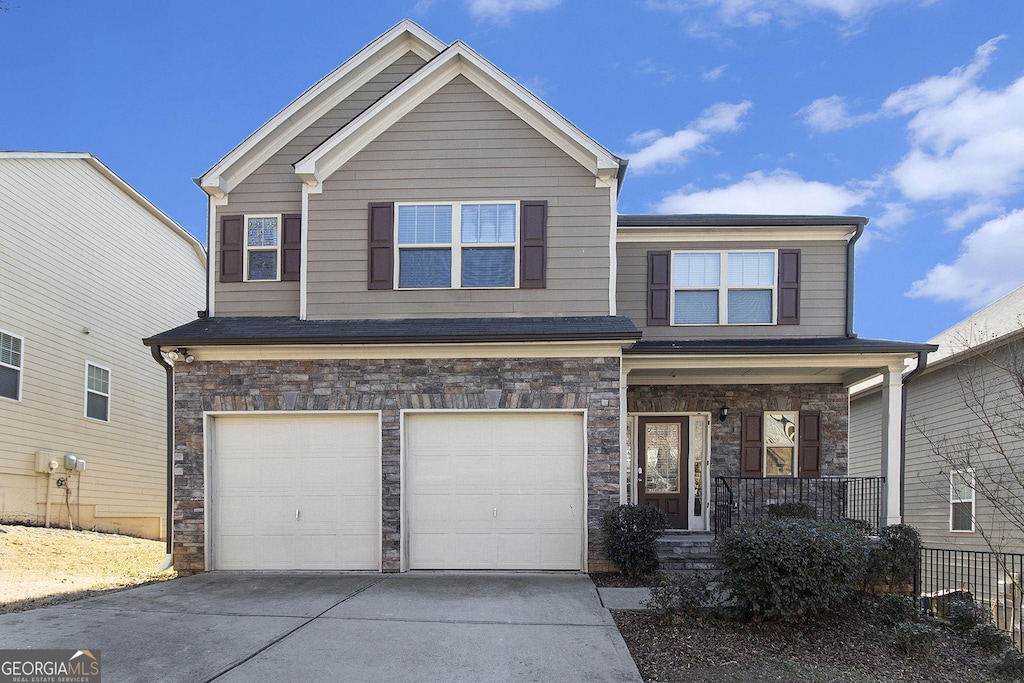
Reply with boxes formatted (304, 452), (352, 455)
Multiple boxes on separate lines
(406, 412), (585, 570)
(210, 413), (379, 570)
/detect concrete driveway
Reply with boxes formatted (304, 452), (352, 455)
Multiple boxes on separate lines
(0, 573), (642, 682)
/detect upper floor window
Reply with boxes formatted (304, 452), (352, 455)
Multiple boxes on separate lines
(673, 251), (776, 325)
(0, 330), (23, 401)
(245, 215), (280, 281)
(950, 468), (975, 532)
(397, 202), (517, 289)
(85, 362), (110, 422)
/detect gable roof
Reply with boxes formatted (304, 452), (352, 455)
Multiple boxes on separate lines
(198, 20), (446, 199)
(293, 40), (623, 191)
(925, 284), (1024, 368)
(0, 152), (206, 265)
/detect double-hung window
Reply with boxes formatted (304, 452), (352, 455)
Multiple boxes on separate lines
(0, 330), (23, 401)
(245, 215), (280, 281)
(950, 468), (975, 532)
(672, 251), (776, 324)
(397, 202), (516, 289)
(85, 362), (110, 422)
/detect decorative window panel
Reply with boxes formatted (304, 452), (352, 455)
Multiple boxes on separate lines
(245, 215), (280, 281)
(764, 412), (797, 477)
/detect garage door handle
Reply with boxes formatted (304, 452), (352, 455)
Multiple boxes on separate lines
(295, 509), (300, 521)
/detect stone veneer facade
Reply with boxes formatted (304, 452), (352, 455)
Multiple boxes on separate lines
(628, 383), (849, 477)
(171, 355), (622, 573)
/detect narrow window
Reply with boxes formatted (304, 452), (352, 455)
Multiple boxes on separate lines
(950, 469), (975, 532)
(764, 412), (798, 477)
(460, 203), (515, 287)
(0, 330), (23, 401)
(85, 363), (110, 422)
(245, 215), (281, 281)
(673, 252), (721, 323)
(397, 204), (453, 288)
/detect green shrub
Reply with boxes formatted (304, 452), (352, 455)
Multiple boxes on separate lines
(865, 524), (921, 592)
(766, 502), (817, 520)
(643, 571), (717, 620)
(946, 597), (992, 633)
(601, 504), (668, 579)
(878, 593), (920, 625)
(971, 624), (1014, 654)
(991, 647), (1024, 681)
(716, 517), (869, 622)
(894, 621), (941, 656)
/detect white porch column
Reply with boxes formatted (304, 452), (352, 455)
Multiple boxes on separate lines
(879, 363), (904, 526)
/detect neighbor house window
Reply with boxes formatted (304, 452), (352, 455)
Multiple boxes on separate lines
(245, 215), (280, 281)
(85, 363), (110, 422)
(950, 469), (975, 532)
(672, 251), (776, 325)
(397, 202), (516, 289)
(764, 412), (797, 477)
(0, 330), (23, 401)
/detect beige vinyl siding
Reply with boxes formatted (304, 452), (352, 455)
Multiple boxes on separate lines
(0, 156), (206, 539)
(213, 51), (427, 317)
(616, 240), (848, 338)
(848, 390), (883, 478)
(903, 354), (1023, 551)
(305, 76), (612, 319)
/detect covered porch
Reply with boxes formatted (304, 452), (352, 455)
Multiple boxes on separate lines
(620, 337), (934, 532)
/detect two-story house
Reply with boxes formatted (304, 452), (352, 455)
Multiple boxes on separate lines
(145, 21), (931, 573)
(0, 152), (206, 539)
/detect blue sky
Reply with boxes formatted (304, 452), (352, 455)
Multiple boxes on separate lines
(2, 0), (1023, 343)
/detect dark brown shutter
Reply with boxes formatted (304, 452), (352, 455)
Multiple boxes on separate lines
(741, 413), (763, 477)
(367, 202), (394, 290)
(778, 249), (800, 325)
(647, 251), (670, 326)
(798, 410), (821, 478)
(220, 214), (243, 283)
(281, 213), (302, 281)
(520, 200), (547, 289)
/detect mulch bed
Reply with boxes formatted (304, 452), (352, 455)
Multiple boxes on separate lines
(611, 597), (1000, 682)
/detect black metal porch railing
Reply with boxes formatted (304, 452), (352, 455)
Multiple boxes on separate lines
(919, 547), (1024, 652)
(712, 476), (885, 537)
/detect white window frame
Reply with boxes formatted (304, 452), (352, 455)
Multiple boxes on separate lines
(84, 362), (111, 423)
(671, 249), (778, 326)
(950, 468), (976, 533)
(764, 411), (798, 478)
(395, 201), (520, 290)
(0, 328), (24, 402)
(244, 214), (282, 282)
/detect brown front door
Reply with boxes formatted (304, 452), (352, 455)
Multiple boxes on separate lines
(638, 417), (688, 528)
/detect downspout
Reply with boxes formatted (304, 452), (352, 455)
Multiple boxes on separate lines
(899, 350), (929, 518)
(845, 221), (866, 338)
(150, 344), (174, 571)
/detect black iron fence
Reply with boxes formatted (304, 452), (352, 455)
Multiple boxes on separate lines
(712, 476), (885, 536)
(919, 547), (1024, 651)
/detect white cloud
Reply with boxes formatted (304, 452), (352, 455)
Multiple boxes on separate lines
(907, 209), (1024, 308)
(882, 36), (1003, 115)
(800, 95), (876, 132)
(876, 202), (912, 229)
(466, 0), (561, 22)
(945, 200), (1002, 232)
(646, 0), (935, 29)
(656, 169), (869, 214)
(702, 64), (727, 81)
(625, 101), (752, 173)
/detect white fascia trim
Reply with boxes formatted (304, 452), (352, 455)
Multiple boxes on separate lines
(166, 341), (630, 362)
(616, 225), (856, 244)
(608, 183), (617, 316)
(300, 186), (310, 320)
(623, 352), (921, 374)
(294, 43), (621, 189)
(199, 20), (446, 198)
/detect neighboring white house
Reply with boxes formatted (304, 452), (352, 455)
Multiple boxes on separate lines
(0, 152), (206, 539)
(850, 285), (1024, 552)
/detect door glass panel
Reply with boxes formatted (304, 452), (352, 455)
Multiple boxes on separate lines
(644, 423), (680, 494)
(692, 418), (705, 517)
(625, 417), (634, 503)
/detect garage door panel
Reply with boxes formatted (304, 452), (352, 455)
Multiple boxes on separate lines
(211, 414), (380, 571)
(407, 412), (584, 571)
